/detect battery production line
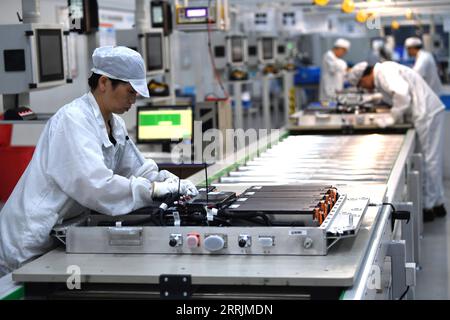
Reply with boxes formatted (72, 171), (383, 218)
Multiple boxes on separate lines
(10, 127), (422, 300)
(2, 0), (449, 302)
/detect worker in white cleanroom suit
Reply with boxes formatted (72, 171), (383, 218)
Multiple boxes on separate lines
(0, 46), (198, 276)
(348, 61), (446, 222)
(405, 37), (443, 95)
(319, 38), (351, 101)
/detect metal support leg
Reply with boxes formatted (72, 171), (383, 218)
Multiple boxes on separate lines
(410, 153), (423, 239)
(262, 76), (271, 130)
(407, 170), (421, 269)
(233, 82), (243, 129)
(394, 202), (414, 265)
(282, 71), (293, 127)
(271, 85), (279, 128)
(387, 240), (416, 300)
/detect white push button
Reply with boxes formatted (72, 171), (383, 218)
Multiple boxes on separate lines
(258, 236), (274, 247)
(204, 235), (225, 252)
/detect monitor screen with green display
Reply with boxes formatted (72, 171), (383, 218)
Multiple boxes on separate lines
(136, 106), (193, 143)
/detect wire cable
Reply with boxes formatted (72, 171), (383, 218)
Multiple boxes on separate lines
(399, 286), (410, 300)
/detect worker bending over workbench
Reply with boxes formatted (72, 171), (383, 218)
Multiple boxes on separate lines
(0, 46), (198, 276)
(348, 61), (446, 222)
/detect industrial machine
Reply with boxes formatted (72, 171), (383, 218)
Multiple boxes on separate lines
(211, 33), (227, 71)
(141, 29), (168, 76)
(67, 0), (99, 34)
(0, 23), (71, 118)
(12, 130), (421, 300)
(226, 34), (249, 81)
(135, 28), (174, 98)
(224, 33), (251, 129)
(117, 0), (174, 101)
(279, 39), (297, 72)
(53, 184), (369, 256)
(257, 35), (278, 75)
(246, 34), (259, 70)
(174, 0), (229, 32)
(289, 90), (412, 134)
(5, 0), (426, 302)
(117, 28), (174, 100)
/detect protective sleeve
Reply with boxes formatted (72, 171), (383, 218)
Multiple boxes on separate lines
(116, 134), (179, 183)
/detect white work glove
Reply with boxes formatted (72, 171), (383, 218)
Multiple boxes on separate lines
(152, 179), (199, 198)
(179, 179), (199, 197)
(155, 169), (178, 182)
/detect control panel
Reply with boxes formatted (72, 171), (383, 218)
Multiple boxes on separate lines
(64, 189), (370, 256)
(176, 6), (215, 25)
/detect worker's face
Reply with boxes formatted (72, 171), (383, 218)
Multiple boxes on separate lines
(407, 47), (419, 58)
(102, 77), (137, 114)
(333, 47), (348, 58)
(358, 74), (375, 91)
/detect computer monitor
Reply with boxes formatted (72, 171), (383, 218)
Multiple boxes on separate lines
(151, 1), (172, 35)
(152, 5), (164, 25)
(36, 29), (64, 82)
(136, 106), (193, 143)
(144, 31), (164, 75)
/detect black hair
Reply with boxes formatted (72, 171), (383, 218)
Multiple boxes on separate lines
(362, 65), (374, 78)
(88, 72), (128, 90)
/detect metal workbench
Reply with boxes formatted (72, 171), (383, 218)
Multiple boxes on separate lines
(12, 129), (420, 300)
(288, 111), (413, 135)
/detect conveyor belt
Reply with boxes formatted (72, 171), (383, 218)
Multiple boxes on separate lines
(218, 134), (404, 186)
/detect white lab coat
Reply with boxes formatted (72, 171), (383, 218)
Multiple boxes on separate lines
(0, 92), (171, 275)
(413, 50), (443, 95)
(374, 62), (445, 209)
(319, 50), (348, 101)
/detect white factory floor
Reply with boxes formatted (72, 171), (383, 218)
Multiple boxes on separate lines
(415, 179), (450, 299)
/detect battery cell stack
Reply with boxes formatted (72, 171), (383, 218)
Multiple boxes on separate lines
(226, 185), (339, 226)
